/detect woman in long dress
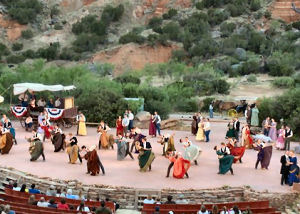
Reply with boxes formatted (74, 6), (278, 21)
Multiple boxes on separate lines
(168, 152), (190, 179)
(0, 130), (13, 155)
(181, 138), (201, 165)
(97, 121), (110, 149)
(149, 115), (156, 137)
(116, 116), (123, 136)
(226, 138), (245, 163)
(84, 145), (105, 176)
(276, 126), (285, 150)
(196, 121), (204, 141)
(66, 133), (81, 164)
(268, 119), (277, 141)
(78, 112), (87, 136)
(191, 115), (197, 135)
(241, 125), (253, 149)
(261, 142), (273, 170)
(214, 144), (234, 175)
(28, 136), (45, 161)
(226, 120), (235, 139)
(288, 151), (299, 186)
(51, 126), (65, 152)
(251, 106), (259, 126)
(136, 142), (155, 172)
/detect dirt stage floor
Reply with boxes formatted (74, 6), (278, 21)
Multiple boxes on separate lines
(1, 121), (298, 193)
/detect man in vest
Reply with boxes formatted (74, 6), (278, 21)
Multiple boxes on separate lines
(285, 126), (293, 151)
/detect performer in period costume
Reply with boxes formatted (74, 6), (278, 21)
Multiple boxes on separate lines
(115, 134), (134, 160)
(250, 105), (259, 127)
(129, 128), (145, 153)
(84, 145), (105, 176)
(261, 142), (273, 170)
(0, 127), (13, 155)
(245, 105), (252, 125)
(226, 120), (235, 139)
(41, 118), (52, 141)
(262, 117), (271, 136)
(97, 121), (113, 150)
(158, 133), (176, 156)
(3, 117), (17, 145)
(276, 126), (285, 150)
(280, 151), (290, 185)
(288, 150), (299, 186)
(181, 137), (201, 165)
(233, 118), (240, 142)
(214, 143), (234, 175)
(27, 129), (45, 161)
(268, 118), (277, 141)
(253, 140), (264, 169)
(77, 112), (87, 136)
(226, 138), (245, 163)
(167, 152), (190, 179)
(149, 114), (156, 137)
(196, 120), (204, 141)
(241, 125), (253, 148)
(51, 125), (65, 152)
(136, 142), (155, 172)
(191, 115), (197, 135)
(116, 116), (123, 136)
(66, 133), (82, 164)
(285, 126), (293, 151)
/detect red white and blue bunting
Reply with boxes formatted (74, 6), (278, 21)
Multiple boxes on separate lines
(45, 108), (64, 120)
(11, 106), (28, 118)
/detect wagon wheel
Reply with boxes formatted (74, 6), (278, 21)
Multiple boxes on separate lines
(62, 118), (73, 129)
(228, 109), (237, 118)
(19, 118), (25, 128)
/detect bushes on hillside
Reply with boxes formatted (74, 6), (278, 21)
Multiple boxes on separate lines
(73, 33), (104, 53)
(0, 0), (43, 24)
(272, 77), (295, 88)
(21, 30), (34, 39)
(119, 31), (145, 44)
(163, 9), (178, 19)
(6, 55), (25, 64)
(220, 22), (236, 37)
(0, 43), (10, 59)
(12, 43), (23, 51)
(36, 43), (60, 61)
(250, 0), (261, 11)
(266, 52), (295, 76)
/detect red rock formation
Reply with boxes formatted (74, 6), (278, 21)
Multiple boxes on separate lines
(270, 0), (300, 23)
(0, 14), (27, 41)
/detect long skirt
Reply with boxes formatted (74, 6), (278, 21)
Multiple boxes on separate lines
(184, 145), (201, 162)
(191, 121), (197, 135)
(149, 121), (156, 136)
(29, 141), (44, 161)
(261, 146), (273, 169)
(0, 133), (13, 154)
(276, 136), (285, 150)
(67, 145), (79, 164)
(288, 165), (300, 186)
(196, 127), (204, 141)
(173, 158), (191, 179)
(52, 133), (65, 152)
(268, 127), (277, 141)
(227, 144), (245, 163)
(99, 131), (109, 149)
(78, 121), (87, 136)
(219, 155), (234, 174)
(226, 128), (235, 138)
(116, 141), (127, 160)
(138, 150), (155, 172)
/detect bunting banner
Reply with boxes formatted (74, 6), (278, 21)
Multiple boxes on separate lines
(45, 108), (64, 120)
(11, 106), (28, 118)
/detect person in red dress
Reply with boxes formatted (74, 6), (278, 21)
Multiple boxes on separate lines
(166, 152), (190, 179)
(149, 114), (156, 137)
(116, 116), (123, 136)
(226, 138), (245, 163)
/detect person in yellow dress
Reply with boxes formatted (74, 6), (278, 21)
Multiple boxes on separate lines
(196, 120), (204, 141)
(77, 112), (87, 136)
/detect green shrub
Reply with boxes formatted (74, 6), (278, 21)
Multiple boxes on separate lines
(73, 33), (103, 53)
(50, 5), (60, 17)
(119, 32), (145, 44)
(226, 3), (245, 17)
(266, 52), (295, 76)
(250, 0), (261, 11)
(175, 99), (198, 112)
(172, 49), (187, 62)
(6, 54), (25, 64)
(189, 37), (218, 58)
(162, 22), (181, 41)
(208, 9), (229, 26)
(0, 43), (10, 58)
(36, 43), (60, 60)
(162, 8), (178, 19)
(114, 75), (141, 85)
(147, 34), (159, 46)
(21, 29), (34, 39)
(2, 0), (43, 24)
(59, 48), (80, 61)
(72, 15), (107, 36)
(292, 21), (300, 30)
(195, 2), (204, 10)
(247, 74), (257, 82)
(201, 97), (215, 112)
(237, 59), (260, 75)
(202, 0), (223, 8)
(101, 4), (124, 24)
(54, 23), (63, 30)
(264, 10), (272, 19)
(22, 49), (36, 58)
(148, 17), (163, 29)
(272, 77), (295, 88)
(220, 22), (236, 37)
(12, 43), (23, 51)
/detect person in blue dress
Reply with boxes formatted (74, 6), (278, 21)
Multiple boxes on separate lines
(288, 150), (299, 186)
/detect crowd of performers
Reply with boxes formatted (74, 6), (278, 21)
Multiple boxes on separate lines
(0, 107), (299, 187)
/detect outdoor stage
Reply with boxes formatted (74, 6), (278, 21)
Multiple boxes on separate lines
(0, 121), (297, 193)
